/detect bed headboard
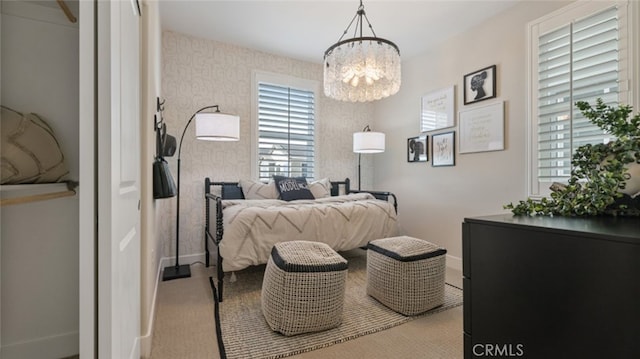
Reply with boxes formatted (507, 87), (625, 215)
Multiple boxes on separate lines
(330, 178), (350, 196)
(204, 178), (351, 200)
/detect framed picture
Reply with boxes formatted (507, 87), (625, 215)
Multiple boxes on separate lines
(407, 135), (428, 162)
(432, 131), (455, 167)
(459, 101), (505, 154)
(463, 65), (496, 105)
(421, 86), (455, 132)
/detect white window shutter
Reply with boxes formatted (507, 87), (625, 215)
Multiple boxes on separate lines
(529, 2), (632, 197)
(258, 83), (315, 181)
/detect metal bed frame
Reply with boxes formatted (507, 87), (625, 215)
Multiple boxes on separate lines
(204, 177), (397, 301)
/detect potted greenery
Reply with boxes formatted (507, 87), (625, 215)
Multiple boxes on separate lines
(505, 98), (640, 217)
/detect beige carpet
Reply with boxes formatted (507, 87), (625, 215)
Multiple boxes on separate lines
(149, 249), (464, 359)
(214, 251), (463, 359)
(149, 262), (219, 359)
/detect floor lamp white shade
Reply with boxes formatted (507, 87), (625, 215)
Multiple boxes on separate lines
(353, 131), (385, 153)
(195, 112), (240, 141)
(163, 105), (239, 282)
(353, 130), (385, 191)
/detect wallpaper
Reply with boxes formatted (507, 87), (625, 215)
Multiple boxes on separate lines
(161, 31), (375, 259)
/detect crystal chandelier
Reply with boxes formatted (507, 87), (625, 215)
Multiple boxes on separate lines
(323, 0), (401, 102)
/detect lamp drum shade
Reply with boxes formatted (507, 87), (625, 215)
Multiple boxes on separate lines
(353, 131), (385, 153)
(195, 112), (240, 141)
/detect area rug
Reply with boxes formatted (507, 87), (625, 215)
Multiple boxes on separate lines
(210, 251), (463, 359)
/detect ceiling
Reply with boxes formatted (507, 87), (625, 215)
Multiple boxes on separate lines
(158, 0), (523, 64)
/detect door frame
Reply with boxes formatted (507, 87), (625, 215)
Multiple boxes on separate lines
(79, 2), (141, 358)
(78, 1), (96, 357)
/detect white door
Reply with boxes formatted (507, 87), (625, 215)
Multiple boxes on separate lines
(96, 1), (141, 358)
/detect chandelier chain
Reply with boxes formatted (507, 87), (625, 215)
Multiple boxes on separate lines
(338, 12), (360, 43)
(337, 1), (380, 43)
(361, 12), (377, 38)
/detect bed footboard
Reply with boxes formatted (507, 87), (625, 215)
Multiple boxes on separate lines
(204, 178), (229, 302)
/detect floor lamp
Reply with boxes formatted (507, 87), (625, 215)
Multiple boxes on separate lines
(353, 125), (385, 191)
(162, 105), (240, 281)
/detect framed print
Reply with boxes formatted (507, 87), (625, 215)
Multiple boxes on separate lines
(463, 65), (496, 105)
(407, 135), (428, 162)
(459, 101), (505, 154)
(432, 131), (455, 167)
(421, 86), (455, 132)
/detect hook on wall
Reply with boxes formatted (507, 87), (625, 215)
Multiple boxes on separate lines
(155, 97), (167, 131)
(157, 97), (165, 112)
(153, 97), (176, 158)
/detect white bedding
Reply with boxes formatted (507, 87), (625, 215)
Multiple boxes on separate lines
(218, 193), (398, 272)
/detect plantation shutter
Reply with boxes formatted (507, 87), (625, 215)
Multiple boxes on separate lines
(258, 82), (315, 182)
(537, 6), (619, 182)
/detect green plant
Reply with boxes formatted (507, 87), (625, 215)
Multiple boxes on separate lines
(505, 99), (640, 216)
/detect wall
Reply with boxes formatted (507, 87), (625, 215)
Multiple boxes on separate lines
(158, 1), (627, 274)
(372, 1), (572, 270)
(161, 31), (374, 261)
(0, 1), (79, 358)
(140, 0), (164, 357)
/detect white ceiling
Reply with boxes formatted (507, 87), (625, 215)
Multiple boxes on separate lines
(159, 0), (523, 64)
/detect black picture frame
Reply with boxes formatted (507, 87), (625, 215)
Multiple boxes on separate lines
(432, 131), (455, 167)
(463, 65), (496, 105)
(407, 135), (428, 162)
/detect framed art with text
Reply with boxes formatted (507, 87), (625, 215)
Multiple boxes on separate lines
(459, 101), (505, 154)
(432, 131), (455, 167)
(421, 86), (455, 132)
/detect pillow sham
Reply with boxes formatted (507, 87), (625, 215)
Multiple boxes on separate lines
(273, 176), (315, 201)
(309, 177), (332, 198)
(239, 179), (279, 200)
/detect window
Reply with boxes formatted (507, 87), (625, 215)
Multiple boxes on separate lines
(528, 1), (635, 197)
(254, 73), (317, 182)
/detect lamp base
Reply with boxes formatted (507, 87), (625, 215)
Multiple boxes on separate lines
(162, 264), (191, 281)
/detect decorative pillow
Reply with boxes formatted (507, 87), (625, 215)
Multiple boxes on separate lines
(273, 176), (315, 201)
(1, 106), (69, 184)
(239, 179), (279, 200)
(309, 177), (332, 198)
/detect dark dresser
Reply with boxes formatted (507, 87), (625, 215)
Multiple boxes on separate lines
(462, 214), (640, 358)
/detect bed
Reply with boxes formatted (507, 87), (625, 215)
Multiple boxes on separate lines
(204, 177), (398, 301)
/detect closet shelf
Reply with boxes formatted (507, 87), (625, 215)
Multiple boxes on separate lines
(0, 182), (77, 207)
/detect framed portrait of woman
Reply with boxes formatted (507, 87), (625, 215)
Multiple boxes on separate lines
(407, 135), (428, 162)
(463, 65), (496, 105)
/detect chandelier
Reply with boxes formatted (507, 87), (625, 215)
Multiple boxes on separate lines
(323, 0), (401, 102)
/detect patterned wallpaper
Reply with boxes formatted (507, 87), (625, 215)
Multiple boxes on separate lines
(161, 31), (375, 259)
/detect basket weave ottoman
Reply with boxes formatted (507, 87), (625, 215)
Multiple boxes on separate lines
(367, 236), (447, 315)
(261, 241), (348, 336)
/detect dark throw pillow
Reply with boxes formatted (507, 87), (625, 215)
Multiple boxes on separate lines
(273, 176), (315, 201)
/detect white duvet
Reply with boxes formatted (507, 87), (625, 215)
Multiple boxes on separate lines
(218, 193), (398, 272)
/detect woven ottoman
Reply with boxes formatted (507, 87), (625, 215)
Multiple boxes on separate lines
(367, 236), (447, 315)
(261, 241), (348, 336)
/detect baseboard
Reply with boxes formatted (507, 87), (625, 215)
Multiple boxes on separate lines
(447, 254), (462, 272)
(130, 337), (141, 359)
(139, 255), (165, 359)
(0, 331), (78, 359)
